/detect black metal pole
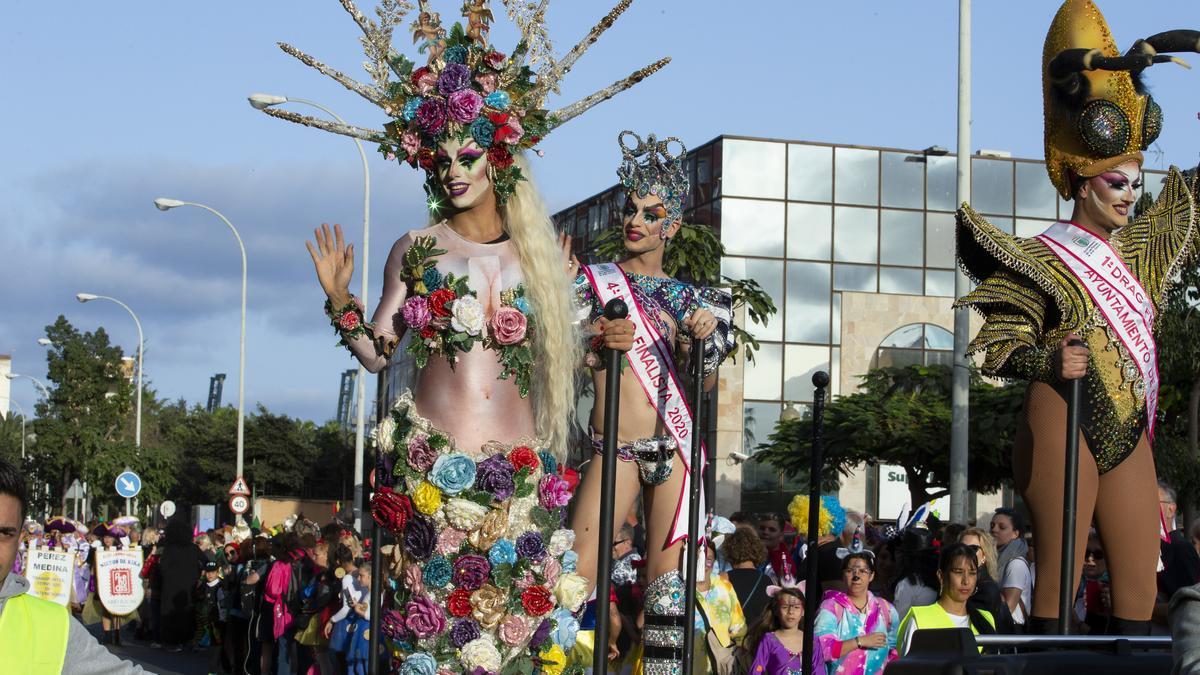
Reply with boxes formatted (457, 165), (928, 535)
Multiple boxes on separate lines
(593, 298), (627, 674)
(803, 371), (829, 675)
(681, 337), (706, 672)
(1058, 339), (1084, 635)
(368, 370), (386, 675)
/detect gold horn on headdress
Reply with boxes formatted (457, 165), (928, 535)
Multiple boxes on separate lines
(1043, 0), (1198, 199)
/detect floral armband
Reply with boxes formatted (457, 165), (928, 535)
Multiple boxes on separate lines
(324, 295), (370, 347)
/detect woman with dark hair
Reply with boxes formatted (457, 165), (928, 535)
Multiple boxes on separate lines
(897, 543), (997, 655)
(814, 543), (899, 675)
(891, 529), (939, 620)
(723, 527), (771, 623)
(152, 516), (203, 652)
(991, 508), (1032, 631)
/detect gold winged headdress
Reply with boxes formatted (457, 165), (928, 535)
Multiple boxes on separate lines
(1043, 0), (1200, 198)
(255, 0), (670, 204)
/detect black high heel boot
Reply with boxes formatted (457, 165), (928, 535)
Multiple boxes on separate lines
(1107, 616), (1151, 636)
(1026, 616), (1059, 635)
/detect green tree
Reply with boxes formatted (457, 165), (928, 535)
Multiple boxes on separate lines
(590, 222), (777, 362)
(753, 365), (1024, 509)
(33, 316), (139, 514)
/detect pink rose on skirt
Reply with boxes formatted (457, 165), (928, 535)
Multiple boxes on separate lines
(436, 527), (466, 555)
(407, 435), (438, 473)
(537, 473), (571, 509)
(498, 614), (532, 646)
(404, 563), (425, 595)
(541, 558), (562, 586)
(404, 595), (447, 639)
(489, 306), (528, 345)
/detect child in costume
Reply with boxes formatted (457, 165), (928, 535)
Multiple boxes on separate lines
(955, 0), (1200, 634)
(744, 579), (819, 675)
(571, 131), (734, 675)
(259, 1), (672, 669)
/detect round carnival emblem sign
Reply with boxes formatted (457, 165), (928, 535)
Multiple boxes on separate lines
(229, 494), (250, 515)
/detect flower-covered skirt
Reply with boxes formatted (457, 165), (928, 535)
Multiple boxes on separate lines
(370, 391), (586, 674)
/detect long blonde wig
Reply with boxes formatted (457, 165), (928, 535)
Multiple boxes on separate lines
(499, 155), (581, 459)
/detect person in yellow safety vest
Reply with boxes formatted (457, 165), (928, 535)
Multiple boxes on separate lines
(897, 542), (998, 656)
(0, 459), (147, 674)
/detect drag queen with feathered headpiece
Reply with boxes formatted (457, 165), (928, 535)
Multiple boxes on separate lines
(258, 1), (671, 670)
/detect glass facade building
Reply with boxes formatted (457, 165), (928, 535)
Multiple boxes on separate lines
(554, 135), (1169, 516)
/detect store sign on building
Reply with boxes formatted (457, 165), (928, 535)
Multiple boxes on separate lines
(877, 465), (950, 523)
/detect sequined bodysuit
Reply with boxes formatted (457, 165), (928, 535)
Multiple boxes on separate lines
(955, 168), (1199, 472)
(573, 270), (733, 378)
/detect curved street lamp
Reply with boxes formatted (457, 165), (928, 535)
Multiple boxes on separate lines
(6, 373), (50, 400)
(76, 293), (143, 448)
(153, 199), (249, 483)
(249, 92), (372, 529)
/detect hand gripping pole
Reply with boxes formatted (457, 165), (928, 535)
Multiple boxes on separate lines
(593, 297), (628, 673)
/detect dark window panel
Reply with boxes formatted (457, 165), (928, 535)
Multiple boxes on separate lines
(880, 210), (924, 266)
(786, 261), (831, 343)
(882, 152), (925, 209)
(1015, 162), (1059, 219)
(833, 263), (877, 292)
(971, 157), (1014, 216)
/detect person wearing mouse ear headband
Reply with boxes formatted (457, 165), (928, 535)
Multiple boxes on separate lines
(813, 526), (899, 675)
(956, 0), (1200, 637)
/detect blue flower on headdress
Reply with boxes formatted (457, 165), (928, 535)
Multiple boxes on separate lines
(402, 97), (423, 122)
(484, 91), (510, 111)
(422, 267), (443, 290)
(488, 539), (517, 566)
(470, 118), (496, 149)
(512, 296), (533, 315)
(444, 45), (468, 64)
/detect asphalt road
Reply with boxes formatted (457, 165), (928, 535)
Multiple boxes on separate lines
(85, 621), (210, 675)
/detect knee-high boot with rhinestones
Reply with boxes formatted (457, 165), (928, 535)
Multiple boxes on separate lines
(642, 570), (687, 675)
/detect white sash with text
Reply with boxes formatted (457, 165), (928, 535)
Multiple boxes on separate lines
(583, 263), (705, 547)
(1037, 221), (1158, 436)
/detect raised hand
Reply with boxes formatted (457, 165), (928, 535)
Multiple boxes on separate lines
(306, 223), (355, 307)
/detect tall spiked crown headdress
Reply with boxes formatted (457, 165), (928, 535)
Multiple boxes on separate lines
(617, 131), (689, 224)
(256, 0), (670, 204)
(1042, 0), (1199, 199)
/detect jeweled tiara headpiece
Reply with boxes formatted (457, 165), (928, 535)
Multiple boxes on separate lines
(616, 131), (689, 224)
(1042, 0), (1199, 198)
(256, 0), (670, 204)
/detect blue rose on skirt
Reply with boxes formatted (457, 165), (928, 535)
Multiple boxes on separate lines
(399, 652), (436, 675)
(429, 453), (477, 495)
(550, 608), (579, 648)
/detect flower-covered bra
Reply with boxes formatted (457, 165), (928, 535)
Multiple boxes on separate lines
(398, 235), (536, 396)
(324, 222), (537, 397)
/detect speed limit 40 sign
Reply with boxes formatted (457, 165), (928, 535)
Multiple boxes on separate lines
(229, 494), (250, 515)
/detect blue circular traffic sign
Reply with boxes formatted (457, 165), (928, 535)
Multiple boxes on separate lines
(115, 471), (142, 499)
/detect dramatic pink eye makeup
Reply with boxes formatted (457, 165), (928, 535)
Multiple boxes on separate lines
(1099, 171), (1141, 192)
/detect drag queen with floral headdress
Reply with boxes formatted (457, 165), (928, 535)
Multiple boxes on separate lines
(571, 131), (734, 673)
(956, 0), (1199, 635)
(259, 1), (670, 670)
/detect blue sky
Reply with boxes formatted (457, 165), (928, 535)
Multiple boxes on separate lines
(3, 1), (1198, 423)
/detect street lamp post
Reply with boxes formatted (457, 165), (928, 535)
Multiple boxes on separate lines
(250, 93), (372, 530)
(154, 199), (249, 494)
(77, 293), (142, 516)
(6, 373), (51, 401)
